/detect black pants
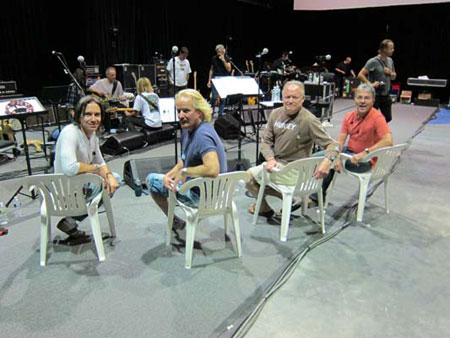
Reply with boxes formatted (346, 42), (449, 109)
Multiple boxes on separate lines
(123, 116), (162, 132)
(375, 95), (392, 123)
(169, 85), (187, 96)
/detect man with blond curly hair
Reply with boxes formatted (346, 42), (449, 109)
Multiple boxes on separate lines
(147, 89), (227, 230)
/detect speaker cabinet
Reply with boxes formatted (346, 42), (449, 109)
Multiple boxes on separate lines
(123, 156), (176, 190)
(101, 131), (146, 155)
(114, 64), (139, 92)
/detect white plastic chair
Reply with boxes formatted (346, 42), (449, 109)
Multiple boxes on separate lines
(340, 143), (408, 222)
(252, 157), (327, 242)
(23, 173), (116, 266)
(167, 171), (250, 269)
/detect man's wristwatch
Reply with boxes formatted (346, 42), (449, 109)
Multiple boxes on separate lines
(325, 154), (336, 161)
(365, 148), (370, 154)
(181, 168), (188, 177)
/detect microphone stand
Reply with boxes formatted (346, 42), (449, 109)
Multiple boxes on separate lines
(54, 53), (85, 96)
(171, 52), (178, 165)
(255, 55), (265, 164)
(228, 56), (244, 76)
(54, 52), (85, 133)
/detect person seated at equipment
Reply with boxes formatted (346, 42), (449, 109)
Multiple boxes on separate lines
(122, 77), (162, 132)
(53, 95), (120, 245)
(246, 80), (339, 219)
(314, 83), (393, 204)
(146, 89), (227, 231)
(65, 67), (87, 119)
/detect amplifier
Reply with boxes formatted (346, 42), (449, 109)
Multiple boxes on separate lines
(114, 64), (139, 91)
(407, 78), (447, 88)
(138, 64), (156, 85)
(0, 81), (17, 95)
(86, 65), (100, 77)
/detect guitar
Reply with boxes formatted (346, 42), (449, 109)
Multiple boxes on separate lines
(0, 120), (15, 141)
(193, 71), (197, 91)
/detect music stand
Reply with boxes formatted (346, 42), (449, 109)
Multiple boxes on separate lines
(159, 97), (179, 164)
(0, 96), (49, 205)
(212, 76), (262, 170)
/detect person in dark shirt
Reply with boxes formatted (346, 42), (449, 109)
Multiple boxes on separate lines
(207, 44), (232, 116)
(335, 57), (356, 97)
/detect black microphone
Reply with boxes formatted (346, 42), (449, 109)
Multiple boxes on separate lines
(256, 48), (269, 58)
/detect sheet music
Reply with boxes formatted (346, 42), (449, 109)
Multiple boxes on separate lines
(212, 76), (261, 98)
(159, 97), (178, 123)
(0, 96), (46, 116)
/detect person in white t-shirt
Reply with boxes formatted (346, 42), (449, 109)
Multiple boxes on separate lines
(54, 95), (120, 244)
(123, 77), (162, 131)
(166, 47), (192, 95)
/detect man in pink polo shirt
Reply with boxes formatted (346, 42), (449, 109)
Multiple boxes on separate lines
(315, 82), (393, 203)
(336, 82), (393, 172)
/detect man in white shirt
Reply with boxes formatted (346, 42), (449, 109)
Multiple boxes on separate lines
(54, 96), (120, 244)
(166, 47), (192, 95)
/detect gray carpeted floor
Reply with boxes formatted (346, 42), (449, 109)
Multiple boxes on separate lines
(0, 99), (445, 337)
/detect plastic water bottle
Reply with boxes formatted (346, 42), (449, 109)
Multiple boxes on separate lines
(271, 85), (277, 102)
(276, 85), (281, 101)
(134, 178), (142, 197)
(272, 85), (280, 102)
(13, 196), (22, 217)
(0, 202), (8, 225)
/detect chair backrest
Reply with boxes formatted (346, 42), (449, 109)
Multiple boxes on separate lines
(177, 171), (249, 214)
(277, 157), (324, 196)
(23, 173), (104, 217)
(366, 143), (408, 182)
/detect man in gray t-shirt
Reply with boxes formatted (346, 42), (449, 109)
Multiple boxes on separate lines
(358, 39), (397, 123)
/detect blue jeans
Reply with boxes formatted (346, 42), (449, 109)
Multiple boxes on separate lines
(147, 173), (199, 207)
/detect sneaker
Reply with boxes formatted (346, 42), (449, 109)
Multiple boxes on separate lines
(172, 216), (186, 231)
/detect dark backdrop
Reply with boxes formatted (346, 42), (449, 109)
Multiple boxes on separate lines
(1, 0), (449, 101)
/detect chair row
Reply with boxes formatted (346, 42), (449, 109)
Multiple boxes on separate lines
(22, 143), (407, 269)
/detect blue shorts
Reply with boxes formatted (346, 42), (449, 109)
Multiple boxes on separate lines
(147, 173), (199, 207)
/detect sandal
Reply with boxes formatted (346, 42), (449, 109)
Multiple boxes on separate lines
(275, 199), (302, 217)
(248, 203), (275, 219)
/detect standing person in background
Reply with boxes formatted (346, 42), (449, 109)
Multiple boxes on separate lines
(167, 47), (192, 96)
(207, 44), (232, 116)
(358, 39), (397, 122)
(335, 57), (356, 97)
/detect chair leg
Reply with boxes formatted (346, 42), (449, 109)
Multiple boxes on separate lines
(167, 194), (176, 246)
(384, 177), (390, 214)
(252, 182), (266, 225)
(88, 206), (106, 262)
(102, 192), (116, 238)
(40, 214), (50, 267)
(185, 216), (197, 269)
(318, 188), (325, 234)
(280, 194), (293, 242)
(231, 203), (242, 257)
(223, 214), (229, 239)
(356, 176), (371, 222)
